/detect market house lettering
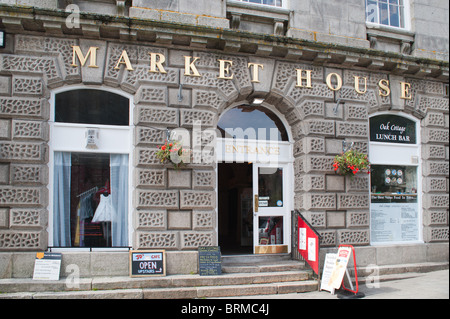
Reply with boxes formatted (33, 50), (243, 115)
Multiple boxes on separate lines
(71, 46), (412, 98)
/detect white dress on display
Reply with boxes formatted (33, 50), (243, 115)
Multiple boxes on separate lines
(92, 194), (116, 222)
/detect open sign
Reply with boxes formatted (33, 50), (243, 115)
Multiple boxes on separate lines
(130, 250), (166, 277)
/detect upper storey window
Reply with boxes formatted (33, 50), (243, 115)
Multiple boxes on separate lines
(365, 0), (408, 29)
(235, 0), (284, 8)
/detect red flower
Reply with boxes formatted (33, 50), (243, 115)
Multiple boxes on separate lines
(161, 145), (166, 150)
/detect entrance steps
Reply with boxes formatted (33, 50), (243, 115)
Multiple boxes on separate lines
(221, 253), (305, 273)
(0, 254), (317, 299)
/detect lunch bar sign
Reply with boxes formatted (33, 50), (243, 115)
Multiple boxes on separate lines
(370, 115), (416, 144)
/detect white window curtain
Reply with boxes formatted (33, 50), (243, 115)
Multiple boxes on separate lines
(110, 154), (129, 246)
(53, 152), (72, 246)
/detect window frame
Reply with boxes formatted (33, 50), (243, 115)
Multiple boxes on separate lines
(48, 86), (134, 250)
(229, 0), (287, 10)
(368, 112), (423, 245)
(365, 0), (411, 31)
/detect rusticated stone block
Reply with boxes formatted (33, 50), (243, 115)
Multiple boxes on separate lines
(326, 175), (345, 192)
(10, 208), (47, 228)
(180, 231), (214, 249)
(0, 187), (43, 207)
(137, 231), (178, 249)
(193, 210), (214, 230)
(337, 229), (370, 246)
(168, 211), (192, 229)
(0, 231), (45, 250)
(326, 211), (346, 228)
(180, 190), (215, 209)
(0, 142), (44, 162)
(193, 170), (215, 190)
(337, 194), (369, 209)
(137, 168), (166, 188)
(136, 190), (179, 209)
(168, 169), (191, 189)
(137, 210), (166, 230)
(302, 193), (336, 210)
(0, 97), (45, 119)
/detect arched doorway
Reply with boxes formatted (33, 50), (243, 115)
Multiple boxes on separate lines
(216, 104), (294, 254)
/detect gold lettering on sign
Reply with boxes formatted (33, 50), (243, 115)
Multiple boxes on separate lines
(149, 52), (167, 74)
(378, 79), (390, 97)
(184, 56), (201, 77)
(354, 76), (367, 94)
(218, 59), (234, 80)
(400, 81), (412, 100)
(71, 46), (99, 68)
(248, 63), (264, 83)
(69, 50), (414, 100)
(326, 73), (342, 91)
(114, 50), (134, 71)
(295, 69), (312, 88)
(225, 144), (280, 155)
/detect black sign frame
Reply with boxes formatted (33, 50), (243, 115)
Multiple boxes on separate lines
(129, 250), (166, 277)
(370, 114), (416, 144)
(198, 246), (222, 276)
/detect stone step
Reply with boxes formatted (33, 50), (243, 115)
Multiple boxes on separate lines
(0, 270), (313, 294)
(222, 260), (305, 273)
(0, 280), (319, 299)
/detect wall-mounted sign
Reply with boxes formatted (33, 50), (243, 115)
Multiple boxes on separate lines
(297, 212), (320, 275)
(129, 250), (166, 277)
(370, 114), (416, 144)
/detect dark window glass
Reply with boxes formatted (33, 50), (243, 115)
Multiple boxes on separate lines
(218, 105), (289, 141)
(55, 89), (129, 126)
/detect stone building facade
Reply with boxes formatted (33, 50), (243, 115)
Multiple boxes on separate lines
(0, 0), (448, 277)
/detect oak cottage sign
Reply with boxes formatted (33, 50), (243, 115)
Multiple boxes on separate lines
(71, 46), (413, 100)
(369, 114), (416, 144)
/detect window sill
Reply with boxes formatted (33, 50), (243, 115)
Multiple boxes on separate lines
(226, 0), (289, 35)
(366, 23), (415, 55)
(227, 0), (289, 15)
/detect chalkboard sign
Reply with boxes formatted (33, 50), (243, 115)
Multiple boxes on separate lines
(198, 246), (222, 276)
(130, 250), (166, 277)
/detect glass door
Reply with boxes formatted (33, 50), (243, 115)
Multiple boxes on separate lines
(253, 163), (289, 254)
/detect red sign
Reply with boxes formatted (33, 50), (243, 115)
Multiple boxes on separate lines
(297, 214), (320, 275)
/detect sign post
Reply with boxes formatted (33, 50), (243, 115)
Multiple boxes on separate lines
(297, 212), (320, 275)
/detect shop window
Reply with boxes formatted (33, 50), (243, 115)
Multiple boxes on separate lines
(52, 89), (130, 248)
(369, 113), (421, 244)
(218, 105), (289, 141)
(365, 0), (408, 29)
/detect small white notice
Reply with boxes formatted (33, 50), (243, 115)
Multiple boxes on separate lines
(33, 252), (62, 281)
(307, 237), (316, 261)
(320, 253), (337, 293)
(299, 227), (307, 250)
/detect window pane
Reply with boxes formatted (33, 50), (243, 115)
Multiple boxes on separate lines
(258, 216), (284, 245)
(218, 106), (289, 141)
(55, 89), (129, 126)
(258, 167), (283, 207)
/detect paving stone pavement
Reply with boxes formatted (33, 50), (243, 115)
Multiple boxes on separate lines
(219, 269), (449, 299)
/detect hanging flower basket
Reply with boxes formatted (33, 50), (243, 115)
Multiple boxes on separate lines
(333, 149), (371, 177)
(155, 140), (190, 169)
